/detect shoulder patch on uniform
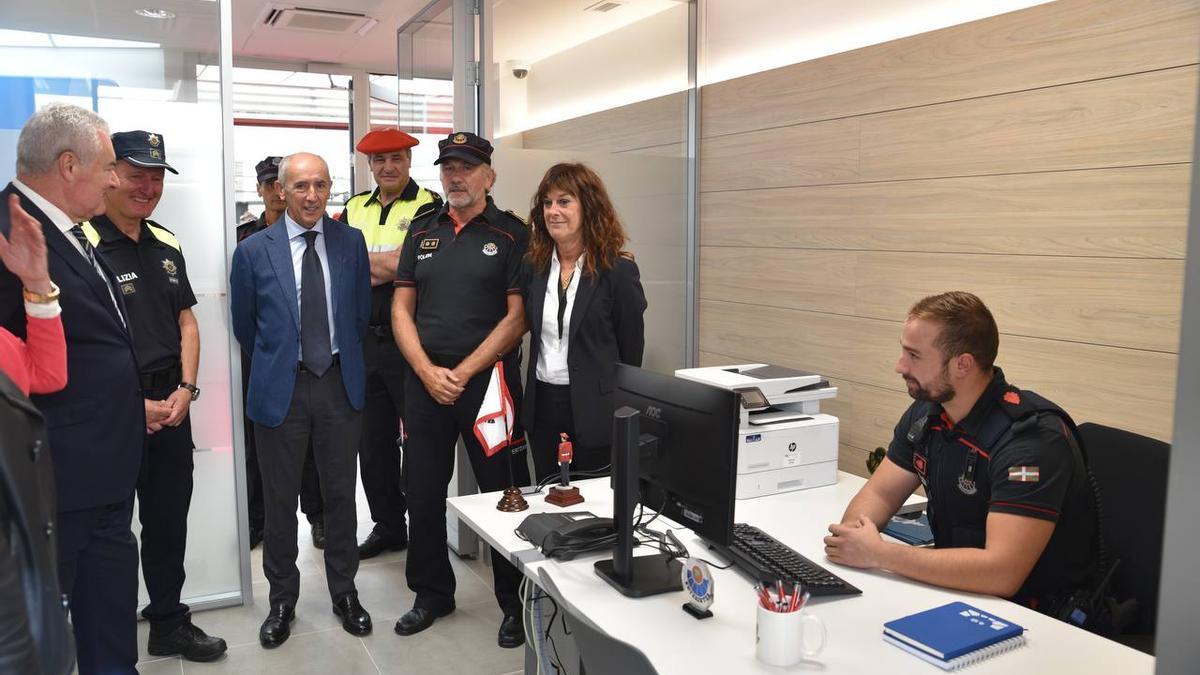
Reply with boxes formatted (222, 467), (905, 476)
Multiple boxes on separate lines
(145, 221), (182, 251)
(504, 209), (529, 226)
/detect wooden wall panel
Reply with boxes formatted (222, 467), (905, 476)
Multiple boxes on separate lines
(859, 66), (1197, 181)
(702, 0), (1200, 138)
(700, 165), (1190, 259)
(699, 300), (1177, 443)
(697, 0), (1197, 474)
(699, 118), (860, 192)
(700, 248), (1183, 352)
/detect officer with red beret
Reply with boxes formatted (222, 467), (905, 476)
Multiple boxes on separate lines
(339, 129), (442, 559)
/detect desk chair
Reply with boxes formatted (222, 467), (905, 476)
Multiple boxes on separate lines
(536, 568), (659, 675)
(1078, 422), (1169, 654)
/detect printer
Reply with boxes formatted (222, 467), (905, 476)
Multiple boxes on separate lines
(675, 364), (839, 499)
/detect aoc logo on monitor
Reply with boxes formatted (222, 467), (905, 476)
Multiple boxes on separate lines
(645, 405), (662, 420)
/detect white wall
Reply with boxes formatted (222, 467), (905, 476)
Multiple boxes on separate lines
(495, 3), (688, 136)
(700, 0), (1055, 86)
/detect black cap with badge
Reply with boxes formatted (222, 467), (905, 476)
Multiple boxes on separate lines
(111, 130), (179, 174)
(434, 131), (493, 166)
(255, 156), (283, 184)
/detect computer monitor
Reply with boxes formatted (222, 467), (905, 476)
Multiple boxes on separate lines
(613, 363), (741, 547)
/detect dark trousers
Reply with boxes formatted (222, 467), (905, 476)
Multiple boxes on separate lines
(254, 363), (361, 606)
(359, 333), (407, 537)
(244, 350), (324, 532)
(136, 384), (195, 631)
(57, 500), (139, 675)
(403, 354), (530, 616)
(530, 380), (612, 484)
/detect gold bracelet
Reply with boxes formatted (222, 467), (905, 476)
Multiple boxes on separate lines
(23, 281), (60, 304)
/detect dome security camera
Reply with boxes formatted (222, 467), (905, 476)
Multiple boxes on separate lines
(507, 59), (531, 79)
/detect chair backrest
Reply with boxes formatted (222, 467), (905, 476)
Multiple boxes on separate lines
(536, 568), (660, 675)
(1077, 422), (1170, 636)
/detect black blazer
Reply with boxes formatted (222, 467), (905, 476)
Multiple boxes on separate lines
(0, 183), (144, 512)
(522, 256), (647, 449)
(0, 372), (73, 674)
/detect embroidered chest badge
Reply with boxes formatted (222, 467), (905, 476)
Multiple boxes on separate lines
(957, 448), (979, 496)
(1008, 466), (1040, 482)
(482, 242), (498, 256)
(161, 258), (178, 276)
(420, 238), (440, 250)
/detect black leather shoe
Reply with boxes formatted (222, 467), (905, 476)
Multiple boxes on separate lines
(497, 614), (524, 649)
(333, 593), (372, 636)
(148, 620), (228, 662)
(357, 526), (407, 560)
(393, 604), (454, 636)
(249, 527), (263, 550)
(310, 520), (325, 549)
(259, 604), (295, 648)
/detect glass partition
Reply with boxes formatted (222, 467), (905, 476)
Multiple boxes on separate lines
(0, 3), (245, 609)
(485, 0), (691, 373)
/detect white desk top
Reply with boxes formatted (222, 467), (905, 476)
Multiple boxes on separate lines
(448, 473), (1154, 674)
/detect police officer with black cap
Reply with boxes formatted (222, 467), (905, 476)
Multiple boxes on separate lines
(81, 131), (227, 662)
(340, 129), (442, 560)
(392, 131), (530, 648)
(239, 156), (326, 550)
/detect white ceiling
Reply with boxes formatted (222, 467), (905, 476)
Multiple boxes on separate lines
(0, 0), (451, 76)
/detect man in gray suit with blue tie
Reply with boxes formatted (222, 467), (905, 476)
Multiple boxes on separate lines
(229, 152), (372, 648)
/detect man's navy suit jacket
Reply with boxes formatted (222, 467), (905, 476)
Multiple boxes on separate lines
(0, 183), (144, 513)
(230, 215), (370, 427)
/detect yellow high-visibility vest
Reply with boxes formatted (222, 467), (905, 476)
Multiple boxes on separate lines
(343, 186), (439, 253)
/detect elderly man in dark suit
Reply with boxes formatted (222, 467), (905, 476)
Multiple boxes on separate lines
(0, 103), (143, 674)
(230, 152), (373, 648)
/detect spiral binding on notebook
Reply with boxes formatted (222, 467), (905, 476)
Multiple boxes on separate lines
(944, 634), (1026, 669)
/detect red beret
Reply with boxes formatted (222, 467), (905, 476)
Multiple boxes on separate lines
(355, 128), (419, 154)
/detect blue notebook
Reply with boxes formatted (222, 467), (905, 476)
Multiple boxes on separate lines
(883, 602), (1025, 669)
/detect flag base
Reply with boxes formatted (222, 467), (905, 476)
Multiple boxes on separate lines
(496, 486), (529, 512)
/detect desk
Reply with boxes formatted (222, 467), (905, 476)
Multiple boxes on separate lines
(447, 473), (1154, 674)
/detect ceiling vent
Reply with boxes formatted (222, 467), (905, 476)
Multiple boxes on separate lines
(584, 1), (624, 12)
(260, 6), (379, 36)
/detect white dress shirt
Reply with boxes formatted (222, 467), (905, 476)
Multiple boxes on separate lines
(12, 178), (123, 325)
(284, 213), (338, 358)
(535, 250), (583, 385)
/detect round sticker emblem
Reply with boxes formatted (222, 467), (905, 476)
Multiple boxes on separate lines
(682, 558), (714, 618)
(482, 242), (498, 256)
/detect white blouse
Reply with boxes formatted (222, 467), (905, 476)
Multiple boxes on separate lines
(535, 250), (583, 385)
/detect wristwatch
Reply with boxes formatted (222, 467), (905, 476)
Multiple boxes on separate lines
(177, 382), (200, 401)
(23, 281), (60, 304)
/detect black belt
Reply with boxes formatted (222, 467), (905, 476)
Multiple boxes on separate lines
(140, 363), (182, 391)
(297, 354), (340, 373)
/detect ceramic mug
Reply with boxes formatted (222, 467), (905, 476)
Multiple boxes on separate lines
(755, 604), (827, 666)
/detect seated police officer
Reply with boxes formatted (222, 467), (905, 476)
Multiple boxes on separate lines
(824, 291), (1095, 608)
(83, 131), (227, 661)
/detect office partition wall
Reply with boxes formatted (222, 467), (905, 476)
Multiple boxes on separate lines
(0, 0), (249, 610)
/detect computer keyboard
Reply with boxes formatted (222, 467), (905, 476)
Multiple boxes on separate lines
(721, 523), (860, 597)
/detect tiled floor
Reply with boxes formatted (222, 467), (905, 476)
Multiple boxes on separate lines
(127, 488), (525, 675)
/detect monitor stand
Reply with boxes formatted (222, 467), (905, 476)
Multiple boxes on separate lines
(594, 406), (682, 598)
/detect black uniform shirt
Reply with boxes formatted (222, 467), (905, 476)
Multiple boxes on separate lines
(395, 197), (527, 357)
(886, 368), (1095, 603)
(90, 215), (197, 373)
(236, 212), (273, 244)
